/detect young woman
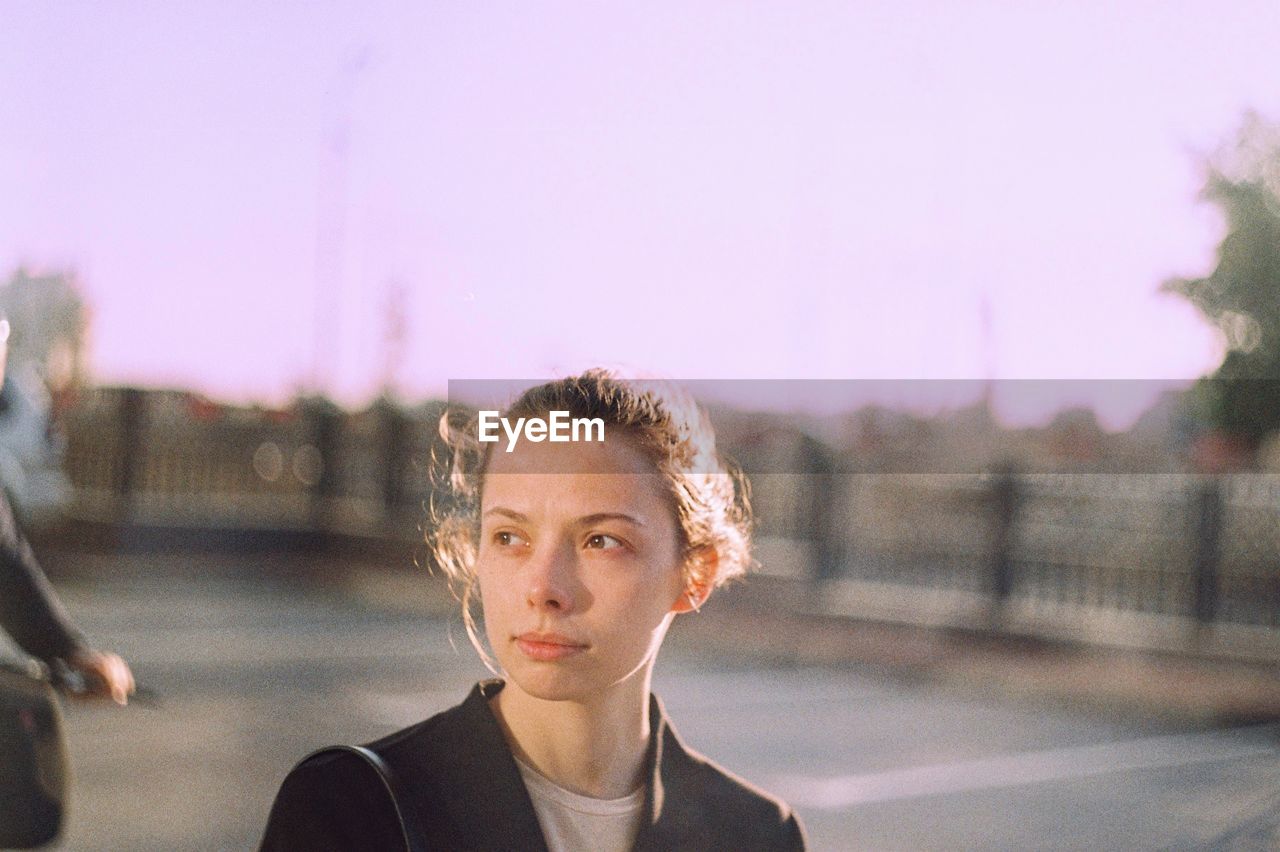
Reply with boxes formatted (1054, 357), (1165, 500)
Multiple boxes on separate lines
(260, 371), (807, 851)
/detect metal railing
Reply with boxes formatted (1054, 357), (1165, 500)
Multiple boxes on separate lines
(59, 390), (1280, 647)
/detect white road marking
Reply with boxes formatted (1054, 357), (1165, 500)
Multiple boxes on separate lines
(773, 724), (1280, 809)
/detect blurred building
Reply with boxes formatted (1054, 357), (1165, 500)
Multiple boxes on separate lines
(0, 267), (89, 391)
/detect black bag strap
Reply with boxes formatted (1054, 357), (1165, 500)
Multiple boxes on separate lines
(312, 745), (430, 852)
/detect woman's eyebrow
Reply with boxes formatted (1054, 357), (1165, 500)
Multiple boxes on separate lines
(576, 512), (645, 527)
(482, 508), (645, 527)
(483, 507), (529, 522)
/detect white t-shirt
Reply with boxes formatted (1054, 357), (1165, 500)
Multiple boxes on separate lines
(514, 756), (646, 852)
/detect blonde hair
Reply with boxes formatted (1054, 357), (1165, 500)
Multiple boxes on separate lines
(425, 369), (754, 667)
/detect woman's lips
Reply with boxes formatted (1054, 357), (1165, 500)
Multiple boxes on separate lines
(515, 633), (588, 661)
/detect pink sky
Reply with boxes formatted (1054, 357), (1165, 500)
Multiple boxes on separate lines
(4, 2), (1278, 427)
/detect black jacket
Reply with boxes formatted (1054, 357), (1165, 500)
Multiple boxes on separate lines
(260, 679), (807, 851)
(0, 489), (87, 663)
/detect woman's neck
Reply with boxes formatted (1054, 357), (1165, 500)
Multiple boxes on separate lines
(489, 674), (653, 800)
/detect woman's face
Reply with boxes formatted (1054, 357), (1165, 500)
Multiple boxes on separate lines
(475, 432), (688, 703)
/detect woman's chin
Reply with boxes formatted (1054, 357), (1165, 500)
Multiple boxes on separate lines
(507, 672), (596, 703)
(498, 656), (605, 703)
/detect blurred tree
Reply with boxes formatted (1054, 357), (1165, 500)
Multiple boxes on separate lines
(1163, 112), (1280, 455)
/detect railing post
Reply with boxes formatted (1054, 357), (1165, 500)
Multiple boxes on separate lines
(990, 463), (1021, 608)
(377, 398), (409, 522)
(800, 434), (841, 585)
(304, 398), (341, 536)
(1192, 476), (1223, 625)
(115, 387), (146, 522)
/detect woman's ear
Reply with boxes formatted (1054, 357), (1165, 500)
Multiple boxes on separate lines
(671, 583), (711, 614)
(671, 546), (718, 614)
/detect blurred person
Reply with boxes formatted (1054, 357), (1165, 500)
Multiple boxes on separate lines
(261, 370), (807, 851)
(0, 314), (134, 704)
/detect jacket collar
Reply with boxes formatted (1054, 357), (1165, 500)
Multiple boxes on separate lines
(633, 689), (711, 851)
(423, 679), (549, 851)
(444, 678), (702, 851)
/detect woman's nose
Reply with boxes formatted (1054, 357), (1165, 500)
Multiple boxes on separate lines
(525, 543), (576, 612)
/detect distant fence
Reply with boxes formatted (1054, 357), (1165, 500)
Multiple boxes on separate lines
(62, 388), (439, 538)
(60, 389), (1280, 648)
(754, 472), (1278, 633)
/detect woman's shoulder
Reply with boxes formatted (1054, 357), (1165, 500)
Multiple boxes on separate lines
(647, 696), (807, 850)
(362, 679), (503, 781)
(682, 747), (797, 818)
(259, 682), (497, 852)
(666, 741), (806, 848)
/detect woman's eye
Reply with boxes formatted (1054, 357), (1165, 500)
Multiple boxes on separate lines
(585, 533), (624, 550)
(493, 531), (527, 547)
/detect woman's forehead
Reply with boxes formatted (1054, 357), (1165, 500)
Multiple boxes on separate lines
(481, 470), (669, 521)
(483, 430), (656, 477)
(481, 438), (671, 520)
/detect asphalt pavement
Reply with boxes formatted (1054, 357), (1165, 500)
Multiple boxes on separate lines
(26, 545), (1280, 851)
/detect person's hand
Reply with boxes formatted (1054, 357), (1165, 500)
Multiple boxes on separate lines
(63, 648), (136, 705)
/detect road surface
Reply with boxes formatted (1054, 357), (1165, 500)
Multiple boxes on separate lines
(23, 548), (1280, 851)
